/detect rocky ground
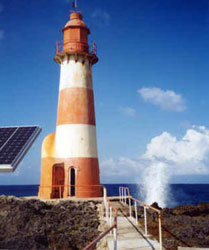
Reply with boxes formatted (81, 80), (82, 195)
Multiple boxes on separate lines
(135, 202), (209, 249)
(0, 195), (101, 249)
(1, 195), (209, 250)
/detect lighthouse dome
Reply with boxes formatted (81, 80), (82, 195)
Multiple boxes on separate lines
(64, 12), (88, 30)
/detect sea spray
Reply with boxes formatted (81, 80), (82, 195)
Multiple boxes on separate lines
(141, 161), (171, 207)
(138, 126), (209, 207)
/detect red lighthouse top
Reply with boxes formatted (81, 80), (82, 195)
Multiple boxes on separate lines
(55, 11), (98, 65)
(62, 12), (90, 53)
(64, 12), (89, 30)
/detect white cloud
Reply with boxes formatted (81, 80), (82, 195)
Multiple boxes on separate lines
(0, 30), (4, 40)
(143, 126), (209, 175)
(138, 87), (186, 112)
(120, 107), (136, 117)
(101, 126), (209, 178)
(91, 9), (110, 26)
(100, 158), (118, 176)
(100, 157), (142, 178)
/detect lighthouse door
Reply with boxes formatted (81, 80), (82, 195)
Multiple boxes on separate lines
(69, 168), (75, 196)
(52, 164), (65, 198)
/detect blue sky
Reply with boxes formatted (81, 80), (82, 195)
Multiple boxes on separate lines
(0, 0), (209, 184)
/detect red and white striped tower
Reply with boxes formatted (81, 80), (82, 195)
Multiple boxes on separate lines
(38, 10), (101, 198)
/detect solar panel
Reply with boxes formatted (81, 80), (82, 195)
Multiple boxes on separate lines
(0, 126), (41, 172)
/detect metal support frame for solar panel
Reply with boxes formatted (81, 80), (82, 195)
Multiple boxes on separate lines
(0, 126), (41, 172)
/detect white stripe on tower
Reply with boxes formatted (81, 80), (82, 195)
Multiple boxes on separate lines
(55, 124), (98, 158)
(59, 56), (92, 90)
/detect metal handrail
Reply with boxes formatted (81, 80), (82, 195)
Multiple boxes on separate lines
(40, 184), (104, 189)
(119, 186), (162, 250)
(39, 184), (104, 198)
(83, 217), (117, 250)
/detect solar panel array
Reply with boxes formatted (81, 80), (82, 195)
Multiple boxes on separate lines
(0, 126), (41, 172)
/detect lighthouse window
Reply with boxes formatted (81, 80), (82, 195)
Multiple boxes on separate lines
(70, 168), (76, 196)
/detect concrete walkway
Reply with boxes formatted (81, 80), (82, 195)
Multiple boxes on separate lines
(105, 201), (162, 250)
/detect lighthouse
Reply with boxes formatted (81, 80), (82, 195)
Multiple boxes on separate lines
(38, 10), (101, 199)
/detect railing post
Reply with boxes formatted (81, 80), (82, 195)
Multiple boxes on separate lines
(110, 207), (112, 226)
(102, 201), (105, 218)
(121, 188), (124, 203)
(92, 41), (96, 54)
(119, 187), (121, 202)
(144, 206), (148, 236)
(106, 202), (109, 222)
(113, 217), (117, 250)
(103, 187), (107, 206)
(59, 185), (61, 198)
(126, 188), (128, 205)
(159, 212), (162, 250)
(134, 201), (138, 225)
(110, 207), (113, 235)
(129, 198), (132, 218)
(56, 41), (60, 53)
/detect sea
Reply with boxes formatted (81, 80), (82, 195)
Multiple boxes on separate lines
(0, 184), (209, 208)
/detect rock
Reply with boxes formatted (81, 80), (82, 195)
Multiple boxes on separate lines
(0, 195), (101, 249)
(162, 207), (173, 216)
(150, 202), (162, 210)
(147, 201), (209, 249)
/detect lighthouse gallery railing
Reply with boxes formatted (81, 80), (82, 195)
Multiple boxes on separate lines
(56, 40), (97, 55)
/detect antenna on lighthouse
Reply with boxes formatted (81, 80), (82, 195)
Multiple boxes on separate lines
(72, 0), (77, 10)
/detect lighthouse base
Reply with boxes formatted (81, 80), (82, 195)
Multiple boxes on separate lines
(38, 157), (101, 199)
